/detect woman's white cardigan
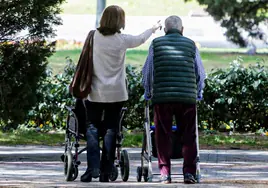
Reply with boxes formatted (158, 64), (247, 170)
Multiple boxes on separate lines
(88, 28), (154, 103)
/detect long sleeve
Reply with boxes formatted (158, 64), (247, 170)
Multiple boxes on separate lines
(142, 44), (154, 100)
(194, 47), (206, 101)
(122, 28), (154, 49)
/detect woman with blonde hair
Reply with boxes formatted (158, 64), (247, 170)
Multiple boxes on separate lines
(80, 5), (161, 182)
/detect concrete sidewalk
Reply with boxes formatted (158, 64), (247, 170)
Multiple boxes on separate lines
(0, 146), (268, 187)
(1, 145), (268, 163)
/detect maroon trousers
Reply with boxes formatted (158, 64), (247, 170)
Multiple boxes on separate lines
(154, 103), (197, 176)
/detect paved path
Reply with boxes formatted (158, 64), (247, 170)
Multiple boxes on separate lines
(1, 146), (268, 162)
(1, 160), (268, 187)
(0, 146), (268, 187)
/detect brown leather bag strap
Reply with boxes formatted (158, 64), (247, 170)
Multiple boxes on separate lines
(69, 30), (95, 99)
(79, 30), (95, 91)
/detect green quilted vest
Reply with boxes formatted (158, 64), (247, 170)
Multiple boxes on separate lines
(152, 29), (197, 104)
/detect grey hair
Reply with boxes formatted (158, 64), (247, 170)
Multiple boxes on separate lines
(165, 16), (183, 31)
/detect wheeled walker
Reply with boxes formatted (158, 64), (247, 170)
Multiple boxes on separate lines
(61, 102), (130, 182)
(136, 101), (201, 182)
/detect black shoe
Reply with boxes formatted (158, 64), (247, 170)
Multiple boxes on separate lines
(81, 168), (100, 182)
(184, 173), (196, 184)
(81, 170), (92, 182)
(99, 173), (109, 182)
(160, 175), (171, 184)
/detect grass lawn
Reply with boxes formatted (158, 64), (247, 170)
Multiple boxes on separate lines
(199, 132), (268, 150)
(123, 132), (268, 150)
(48, 48), (268, 74)
(61, 0), (202, 16)
(0, 130), (65, 146)
(1, 130), (267, 150)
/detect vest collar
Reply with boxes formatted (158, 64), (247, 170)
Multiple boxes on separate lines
(165, 29), (182, 35)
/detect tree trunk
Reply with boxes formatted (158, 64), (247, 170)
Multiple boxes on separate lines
(96, 0), (106, 28)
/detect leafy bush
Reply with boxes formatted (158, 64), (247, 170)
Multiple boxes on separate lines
(124, 65), (145, 130)
(25, 62), (145, 131)
(0, 0), (65, 130)
(26, 58), (74, 130)
(0, 41), (55, 130)
(124, 58), (268, 132)
(199, 58), (268, 132)
(22, 57), (268, 133)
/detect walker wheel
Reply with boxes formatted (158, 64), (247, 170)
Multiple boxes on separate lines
(136, 166), (142, 182)
(64, 150), (77, 181)
(120, 149), (130, 182)
(71, 166), (79, 181)
(143, 166), (149, 182)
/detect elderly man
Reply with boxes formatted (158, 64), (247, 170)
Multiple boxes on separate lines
(142, 15), (205, 184)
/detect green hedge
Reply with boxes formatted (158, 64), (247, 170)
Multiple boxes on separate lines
(0, 42), (54, 130)
(26, 58), (75, 131)
(199, 59), (268, 132)
(13, 58), (268, 132)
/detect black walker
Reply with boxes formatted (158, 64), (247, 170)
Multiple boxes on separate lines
(61, 102), (130, 182)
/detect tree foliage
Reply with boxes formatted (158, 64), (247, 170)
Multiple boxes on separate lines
(185, 0), (268, 47)
(0, 0), (65, 130)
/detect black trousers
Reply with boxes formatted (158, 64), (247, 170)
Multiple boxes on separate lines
(76, 99), (124, 173)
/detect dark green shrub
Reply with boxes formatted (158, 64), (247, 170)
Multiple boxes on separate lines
(199, 58), (268, 132)
(0, 41), (53, 130)
(124, 65), (145, 130)
(0, 0), (65, 130)
(26, 58), (74, 130)
(26, 63), (146, 131)
(24, 57), (268, 133)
